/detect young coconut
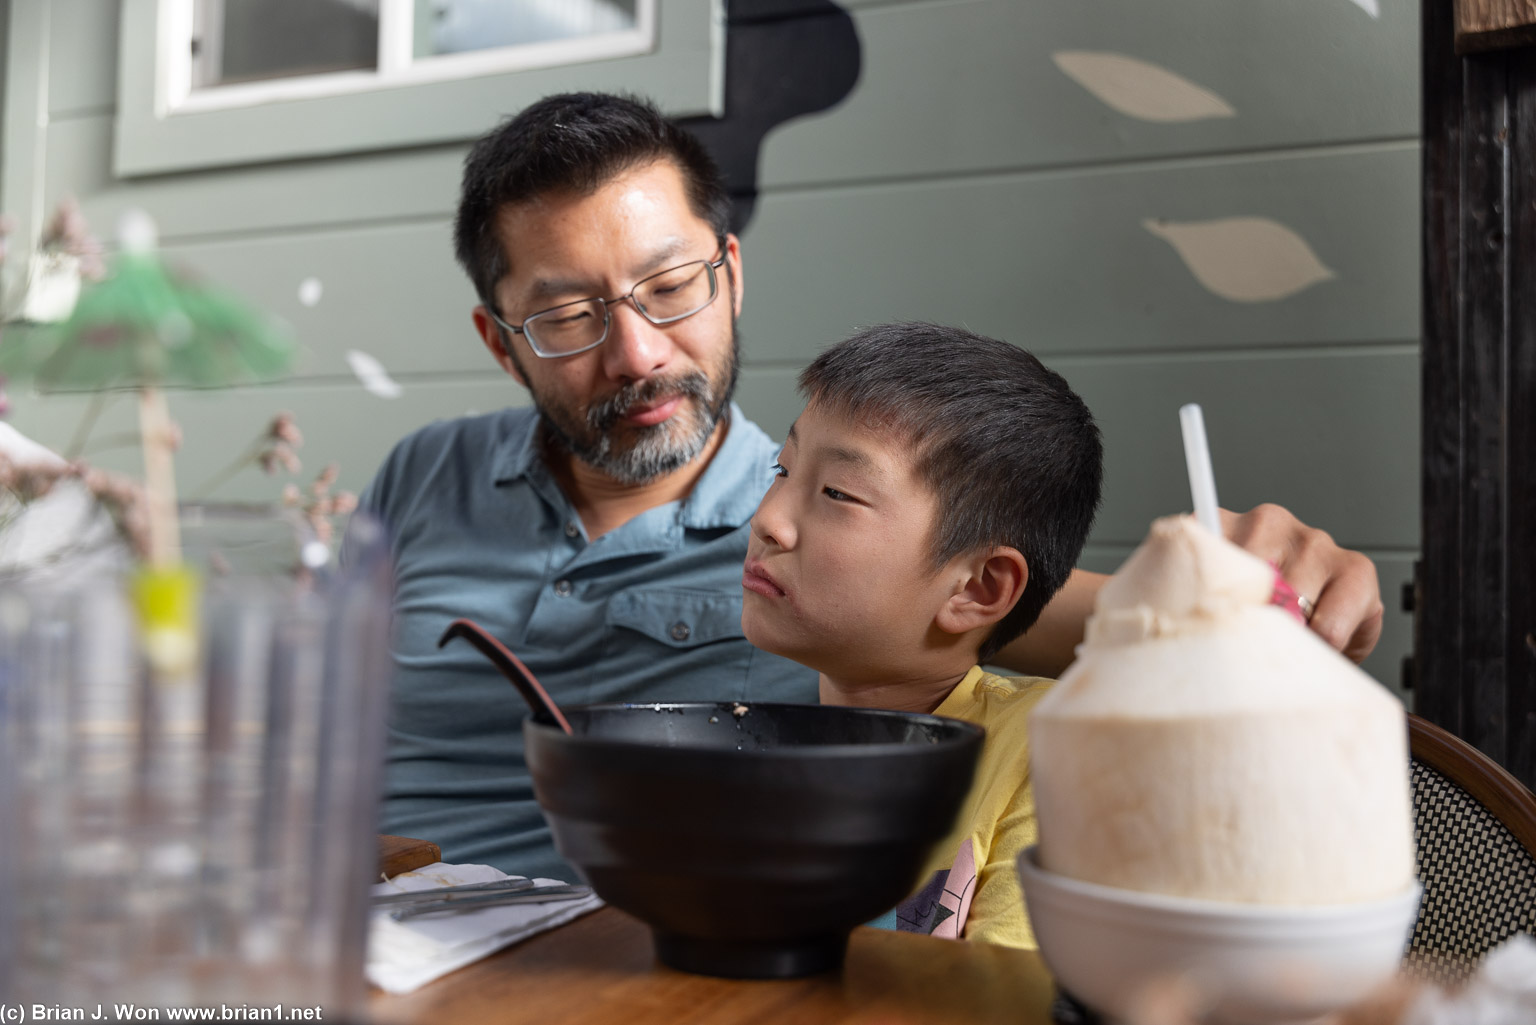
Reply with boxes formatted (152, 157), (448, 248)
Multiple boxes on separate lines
(1028, 515), (1414, 905)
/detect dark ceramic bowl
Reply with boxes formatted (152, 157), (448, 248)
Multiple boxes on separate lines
(524, 701), (983, 979)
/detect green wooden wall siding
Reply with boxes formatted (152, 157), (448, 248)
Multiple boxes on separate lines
(30, 143), (1416, 383)
(2, 0), (1420, 696)
(759, 0), (1417, 186)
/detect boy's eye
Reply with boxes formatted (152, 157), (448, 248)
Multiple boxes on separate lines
(822, 486), (852, 502)
(770, 461), (787, 478)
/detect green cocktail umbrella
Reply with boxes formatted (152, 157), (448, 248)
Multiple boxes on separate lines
(0, 209), (296, 596)
(0, 211), (296, 392)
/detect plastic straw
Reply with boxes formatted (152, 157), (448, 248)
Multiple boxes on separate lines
(1179, 403), (1221, 535)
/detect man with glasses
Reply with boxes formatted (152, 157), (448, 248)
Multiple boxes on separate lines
(479, 247), (735, 493)
(359, 92), (1386, 881)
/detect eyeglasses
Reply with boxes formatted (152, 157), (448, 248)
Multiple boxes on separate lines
(489, 251), (728, 358)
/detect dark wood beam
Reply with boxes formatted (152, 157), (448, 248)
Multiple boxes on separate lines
(1420, 0), (1536, 789)
(1455, 0), (1536, 52)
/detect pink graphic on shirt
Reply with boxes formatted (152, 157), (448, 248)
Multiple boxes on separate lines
(893, 840), (978, 938)
(930, 840), (976, 939)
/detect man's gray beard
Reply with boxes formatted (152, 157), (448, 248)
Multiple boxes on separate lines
(516, 324), (741, 486)
(547, 372), (726, 485)
(538, 350), (740, 485)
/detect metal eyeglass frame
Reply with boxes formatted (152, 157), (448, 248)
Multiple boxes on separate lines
(487, 249), (728, 359)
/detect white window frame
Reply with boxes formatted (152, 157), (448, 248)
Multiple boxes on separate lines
(115, 0), (724, 177)
(172, 1), (658, 115)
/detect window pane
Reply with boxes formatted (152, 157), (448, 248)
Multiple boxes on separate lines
(418, 0), (639, 58)
(192, 0), (379, 90)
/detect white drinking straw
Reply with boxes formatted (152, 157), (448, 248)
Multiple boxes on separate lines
(1179, 403), (1221, 536)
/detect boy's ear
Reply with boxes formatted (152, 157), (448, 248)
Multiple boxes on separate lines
(934, 546), (1029, 637)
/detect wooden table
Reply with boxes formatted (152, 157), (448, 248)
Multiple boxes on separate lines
(377, 834), (442, 877)
(369, 906), (1060, 1025)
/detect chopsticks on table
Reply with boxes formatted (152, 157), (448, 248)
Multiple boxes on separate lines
(373, 877), (538, 906)
(373, 878), (593, 920)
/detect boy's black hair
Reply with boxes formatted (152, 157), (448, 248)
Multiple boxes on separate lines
(454, 92), (732, 307)
(799, 323), (1103, 662)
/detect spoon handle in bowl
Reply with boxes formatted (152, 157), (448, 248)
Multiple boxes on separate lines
(437, 617), (574, 734)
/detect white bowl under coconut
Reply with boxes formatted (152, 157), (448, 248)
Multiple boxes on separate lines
(1018, 846), (1421, 1025)
(1022, 516), (1419, 1023)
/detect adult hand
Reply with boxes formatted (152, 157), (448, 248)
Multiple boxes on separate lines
(1221, 504), (1384, 664)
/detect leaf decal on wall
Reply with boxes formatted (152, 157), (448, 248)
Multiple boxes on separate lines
(1347, 0), (1381, 18)
(347, 349), (403, 399)
(1143, 217), (1337, 302)
(1053, 51), (1236, 123)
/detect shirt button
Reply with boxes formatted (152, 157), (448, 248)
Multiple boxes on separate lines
(554, 579), (573, 597)
(564, 520), (580, 538)
(670, 621), (691, 642)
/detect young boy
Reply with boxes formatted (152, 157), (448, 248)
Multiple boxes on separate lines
(740, 322), (1102, 949)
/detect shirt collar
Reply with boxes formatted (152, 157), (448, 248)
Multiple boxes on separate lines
(488, 403), (777, 532)
(490, 407), (542, 486)
(933, 666), (988, 718)
(679, 405), (777, 530)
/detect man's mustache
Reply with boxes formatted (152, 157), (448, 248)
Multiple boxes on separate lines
(586, 373), (711, 432)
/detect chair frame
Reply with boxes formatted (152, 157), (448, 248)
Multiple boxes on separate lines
(1408, 713), (1536, 858)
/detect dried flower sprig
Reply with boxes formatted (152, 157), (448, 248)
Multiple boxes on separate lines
(0, 452), (68, 504)
(192, 411), (304, 498)
(281, 462), (358, 547)
(0, 452), (150, 565)
(0, 198), (109, 330)
(260, 413), (303, 475)
(81, 464), (152, 560)
(38, 198), (108, 282)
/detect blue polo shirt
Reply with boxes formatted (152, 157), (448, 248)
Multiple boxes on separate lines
(358, 404), (817, 880)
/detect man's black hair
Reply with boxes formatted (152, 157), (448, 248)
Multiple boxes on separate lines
(798, 323), (1103, 662)
(454, 92), (732, 308)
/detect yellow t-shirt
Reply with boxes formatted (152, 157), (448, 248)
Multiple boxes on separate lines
(891, 665), (1053, 948)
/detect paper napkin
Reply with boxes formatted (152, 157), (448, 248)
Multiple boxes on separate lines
(367, 861), (603, 994)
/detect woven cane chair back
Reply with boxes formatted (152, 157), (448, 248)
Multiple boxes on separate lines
(1405, 714), (1536, 981)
